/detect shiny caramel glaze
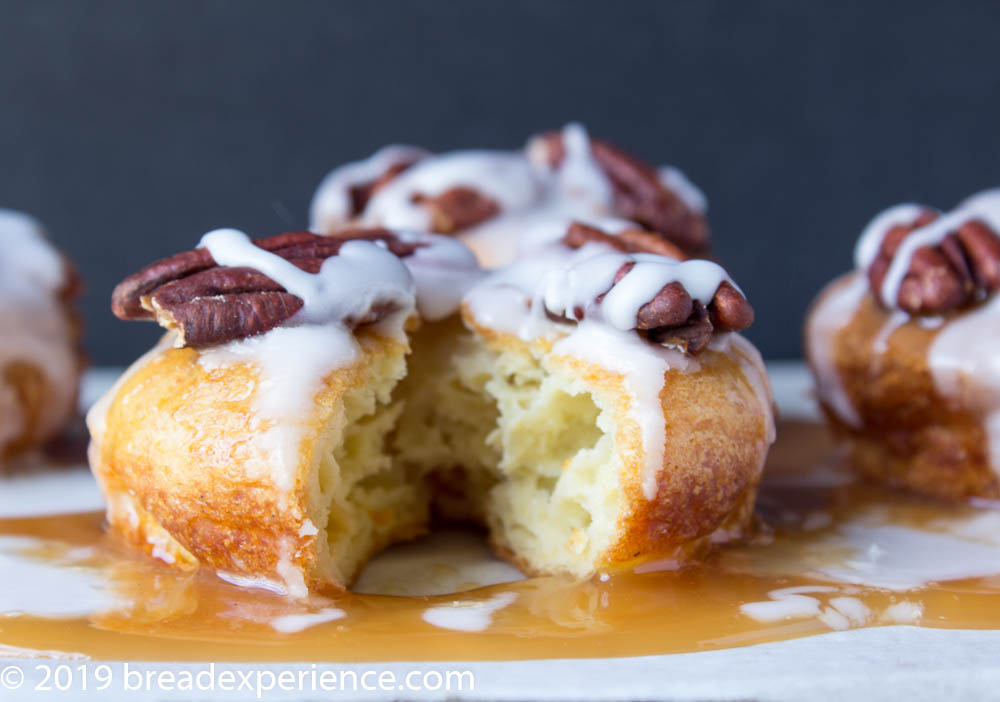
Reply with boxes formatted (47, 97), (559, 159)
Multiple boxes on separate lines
(2, 421), (1000, 662)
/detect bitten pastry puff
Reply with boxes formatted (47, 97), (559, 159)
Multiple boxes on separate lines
(88, 223), (774, 595)
(309, 123), (710, 267)
(806, 189), (1000, 499)
(0, 209), (82, 462)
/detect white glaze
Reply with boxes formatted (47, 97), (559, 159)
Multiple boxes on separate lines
(421, 592), (518, 632)
(309, 144), (430, 233)
(552, 322), (698, 499)
(313, 123), (705, 268)
(464, 241), (768, 500)
(740, 592), (823, 622)
(883, 601), (923, 624)
(0, 209), (77, 456)
(269, 607), (345, 633)
(201, 229), (414, 330)
(0, 536), (119, 618)
(817, 508), (1000, 590)
(658, 165), (708, 214)
(195, 230), (416, 494)
(854, 191), (1000, 308)
(90, 230), (417, 503)
(714, 332), (777, 446)
(853, 203), (926, 272)
(850, 189), (1000, 479)
(393, 231), (484, 321)
(872, 310), (909, 356)
(362, 150), (542, 232)
(929, 294), (1000, 478)
(805, 273), (868, 428)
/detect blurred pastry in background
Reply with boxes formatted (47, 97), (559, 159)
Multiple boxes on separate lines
(0, 209), (83, 463)
(89, 223), (772, 595)
(309, 123), (709, 267)
(805, 189), (1000, 499)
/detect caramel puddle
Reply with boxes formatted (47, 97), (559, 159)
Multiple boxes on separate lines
(2, 421), (1000, 663)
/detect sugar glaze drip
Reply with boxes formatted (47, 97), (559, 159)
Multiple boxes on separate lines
(312, 123), (705, 267)
(464, 240), (766, 500)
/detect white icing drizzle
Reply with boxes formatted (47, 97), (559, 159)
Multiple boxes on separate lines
(200, 229), (415, 330)
(421, 592), (517, 632)
(929, 294), (1000, 479)
(853, 203), (927, 272)
(269, 607), (345, 633)
(464, 242), (767, 500)
(393, 231), (484, 321)
(552, 122), (616, 208)
(309, 144), (430, 233)
(0, 536), (119, 618)
(853, 190), (1000, 309)
(0, 209), (77, 456)
(313, 123), (705, 268)
(805, 274), (868, 428)
(847, 189), (1000, 477)
(552, 322), (698, 500)
(192, 230), (416, 494)
(958, 188), (1000, 229)
(657, 165), (708, 214)
(362, 150), (542, 232)
(714, 333), (777, 446)
(540, 252), (736, 332)
(872, 310), (910, 355)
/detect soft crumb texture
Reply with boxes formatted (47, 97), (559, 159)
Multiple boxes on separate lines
(91, 318), (772, 591)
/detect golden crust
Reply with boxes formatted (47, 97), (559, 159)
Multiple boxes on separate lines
(92, 318), (772, 591)
(806, 276), (998, 499)
(464, 314), (772, 570)
(92, 330), (411, 594)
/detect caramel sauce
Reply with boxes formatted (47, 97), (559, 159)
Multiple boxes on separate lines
(2, 421), (1000, 662)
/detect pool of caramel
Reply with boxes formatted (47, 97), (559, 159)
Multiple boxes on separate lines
(2, 421), (999, 662)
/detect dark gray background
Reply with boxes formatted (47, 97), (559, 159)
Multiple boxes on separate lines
(2, 0), (998, 365)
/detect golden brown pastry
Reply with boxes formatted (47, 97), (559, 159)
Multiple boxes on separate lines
(805, 189), (1000, 499)
(309, 123), (710, 267)
(0, 209), (82, 462)
(88, 224), (773, 595)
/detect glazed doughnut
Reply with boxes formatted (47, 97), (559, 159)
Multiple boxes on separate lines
(309, 123), (710, 267)
(805, 189), (1000, 499)
(0, 209), (82, 461)
(88, 223), (773, 594)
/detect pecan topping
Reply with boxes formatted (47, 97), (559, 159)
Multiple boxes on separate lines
(635, 279), (753, 354)
(349, 158), (422, 217)
(412, 187), (501, 234)
(112, 230), (423, 348)
(866, 210), (1000, 314)
(562, 221), (687, 259)
(532, 131), (710, 256)
(548, 237), (753, 354)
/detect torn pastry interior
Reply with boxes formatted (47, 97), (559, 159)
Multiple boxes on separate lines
(0, 209), (82, 461)
(89, 221), (773, 595)
(805, 188), (1000, 498)
(309, 123), (710, 267)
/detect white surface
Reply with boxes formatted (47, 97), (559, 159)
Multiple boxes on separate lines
(3, 364), (1000, 702)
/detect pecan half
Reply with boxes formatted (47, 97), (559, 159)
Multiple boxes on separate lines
(866, 210), (1000, 314)
(112, 230), (424, 348)
(562, 221), (687, 259)
(349, 160), (417, 216)
(532, 131), (711, 256)
(550, 248), (753, 354)
(412, 187), (501, 234)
